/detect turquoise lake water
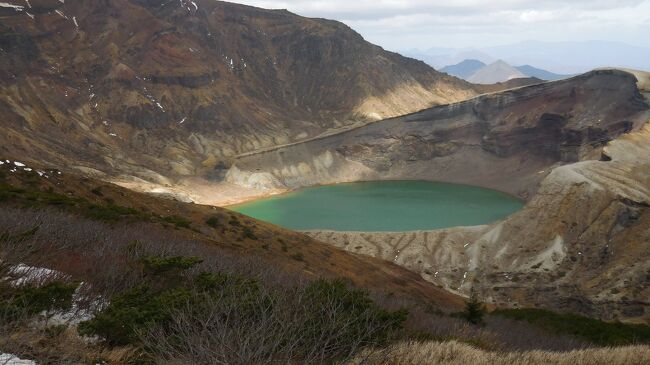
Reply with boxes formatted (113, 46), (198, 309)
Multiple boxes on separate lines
(229, 181), (524, 232)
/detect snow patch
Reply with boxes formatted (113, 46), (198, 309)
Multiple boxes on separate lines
(5, 263), (66, 287)
(54, 9), (68, 19)
(0, 353), (36, 365)
(0, 2), (24, 10)
(179, 0), (198, 12)
(48, 284), (105, 326)
(3, 264), (103, 325)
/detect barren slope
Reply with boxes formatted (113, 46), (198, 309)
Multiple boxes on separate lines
(228, 70), (648, 199)
(0, 0), (476, 187)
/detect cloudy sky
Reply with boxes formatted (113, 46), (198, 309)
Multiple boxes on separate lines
(234, 0), (650, 51)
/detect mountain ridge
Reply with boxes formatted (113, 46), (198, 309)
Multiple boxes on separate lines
(467, 60), (527, 84)
(0, 0), (477, 186)
(440, 59), (486, 79)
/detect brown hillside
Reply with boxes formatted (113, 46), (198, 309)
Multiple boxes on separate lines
(0, 160), (464, 310)
(0, 0), (475, 185)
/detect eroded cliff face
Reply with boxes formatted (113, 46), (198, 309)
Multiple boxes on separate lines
(229, 70), (650, 323)
(228, 70), (648, 200)
(0, 0), (475, 184)
(307, 123), (650, 323)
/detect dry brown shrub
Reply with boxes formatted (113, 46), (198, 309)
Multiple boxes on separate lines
(349, 341), (650, 365)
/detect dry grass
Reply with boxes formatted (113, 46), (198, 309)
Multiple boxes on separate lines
(0, 326), (137, 364)
(349, 341), (650, 365)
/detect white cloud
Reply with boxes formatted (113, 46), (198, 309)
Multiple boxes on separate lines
(238, 0), (645, 19)
(233, 0), (650, 50)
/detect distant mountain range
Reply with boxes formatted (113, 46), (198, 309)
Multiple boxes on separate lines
(439, 59), (485, 79)
(467, 60), (527, 84)
(441, 59), (571, 83)
(403, 41), (650, 74)
(515, 65), (571, 81)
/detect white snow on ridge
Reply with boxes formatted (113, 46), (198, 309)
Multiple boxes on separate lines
(178, 0), (198, 12)
(0, 2), (24, 10)
(0, 353), (36, 365)
(54, 9), (67, 19)
(2, 161), (49, 178)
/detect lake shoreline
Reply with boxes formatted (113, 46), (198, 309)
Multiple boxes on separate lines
(229, 181), (524, 232)
(225, 178), (527, 209)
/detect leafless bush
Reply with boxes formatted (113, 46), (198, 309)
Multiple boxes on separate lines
(140, 283), (397, 365)
(371, 293), (589, 352)
(0, 206), (594, 365)
(0, 207), (304, 301)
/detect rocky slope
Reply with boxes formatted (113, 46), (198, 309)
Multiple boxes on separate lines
(0, 0), (476, 186)
(228, 69), (650, 322)
(228, 70), (648, 199)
